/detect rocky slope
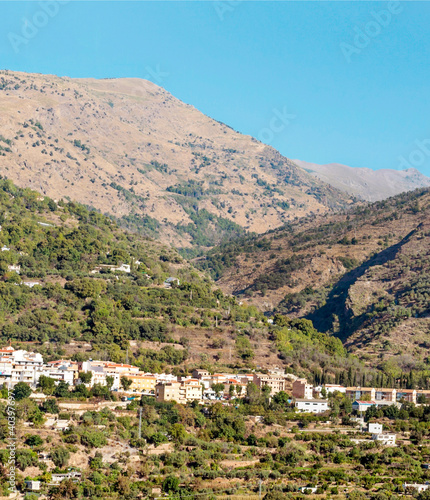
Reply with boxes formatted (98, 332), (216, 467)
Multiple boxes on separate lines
(294, 159), (430, 202)
(202, 188), (430, 365)
(0, 70), (353, 249)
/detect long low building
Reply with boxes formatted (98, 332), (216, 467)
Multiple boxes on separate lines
(295, 399), (329, 413)
(352, 400), (402, 412)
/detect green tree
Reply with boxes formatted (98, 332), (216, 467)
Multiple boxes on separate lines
(25, 434), (43, 447)
(212, 383), (225, 397)
(162, 475), (180, 493)
(54, 381), (70, 398)
(51, 447), (70, 468)
(13, 382), (32, 401)
(38, 375), (56, 395)
(40, 398), (60, 414)
(78, 371), (92, 384)
(120, 376), (132, 391)
(273, 391), (290, 405)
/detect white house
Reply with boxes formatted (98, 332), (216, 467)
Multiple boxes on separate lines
(298, 487), (318, 493)
(39, 365), (75, 386)
(403, 483), (430, 493)
(25, 480), (41, 491)
(368, 422), (383, 434)
(7, 264), (20, 274)
(295, 399), (329, 413)
(324, 384), (346, 394)
(164, 277), (180, 288)
(113, 263), (130, 273)
(372, 433), (396, 446)
(22, 281), (40, 288)
(51, 471), (82, 484)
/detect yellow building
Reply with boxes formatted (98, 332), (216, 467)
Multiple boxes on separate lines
(123, 374), (156, 393)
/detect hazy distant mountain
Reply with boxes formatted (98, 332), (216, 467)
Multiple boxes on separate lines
(294, 159), (430, 202)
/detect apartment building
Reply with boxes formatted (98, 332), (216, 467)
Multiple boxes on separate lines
(253, 373), (288, 395)
(156, 381), (181, 402)
(181, 379), (203, 401)
(375, 388), (396, 401)
(156, 379), (203, 403)
(38, 367), (74, 386)
(346, 387), (376, 401)
(122, 373), (156, 393)
(416, 390), (430, 403)
(292, 379), (313, 399)
(396, 389), (417, 404)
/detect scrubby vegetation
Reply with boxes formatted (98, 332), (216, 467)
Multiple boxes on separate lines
(4, 385), (430, 499)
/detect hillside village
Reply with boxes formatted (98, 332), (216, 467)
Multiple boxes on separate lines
(7, 342), (430, 498)
(6, 343), (430, 410)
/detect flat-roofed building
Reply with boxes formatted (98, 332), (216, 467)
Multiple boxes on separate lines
(156, 381), (181, 402)
(181, 379), (203, 401)
(324, 384), (346, 394)
(253, 373), (288, 395)
(295, 399), (329, 413)
(156, 379), (203, 403)
(372, 433), (396, 446)
(375, 388), (396, 401)
(122, 373), (156, 393)
(292, 379), (313, 399)
(396, 389), (417, 404)
(346, 387), (376, 401)
(192, 369), (210, 379)
(416, 390), (430, 403)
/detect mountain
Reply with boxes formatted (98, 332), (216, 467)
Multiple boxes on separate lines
(294, 159), (430, 202)
(0, 70), (353, 250)
(202, 188), (430, 366)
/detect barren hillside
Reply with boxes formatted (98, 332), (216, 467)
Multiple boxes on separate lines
(202, 189), (430, 364)
(0, 70), (352, 248)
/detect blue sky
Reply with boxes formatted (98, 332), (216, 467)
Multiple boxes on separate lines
(1, 1), (430, 175)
